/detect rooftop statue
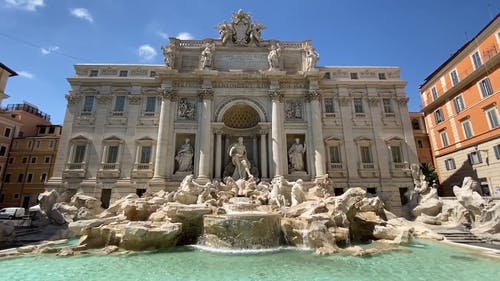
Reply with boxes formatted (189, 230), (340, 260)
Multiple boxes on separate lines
(161, 44), (175, 69)
(217, 9), (266, 46)
(304, 45), (320, 71)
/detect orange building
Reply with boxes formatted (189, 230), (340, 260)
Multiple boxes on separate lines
(0, 125), (61, 208)
(419, 15), (499, 196)
(409, 112), (433, 165)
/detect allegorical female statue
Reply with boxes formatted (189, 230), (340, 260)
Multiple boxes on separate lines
(288, 138), (306, 172)
(175, 138), (194, 172)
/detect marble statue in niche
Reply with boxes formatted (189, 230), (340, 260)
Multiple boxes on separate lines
(175, 138), (194, 173)
(288, 138), (306, 172)
(228, 137), (253, 180)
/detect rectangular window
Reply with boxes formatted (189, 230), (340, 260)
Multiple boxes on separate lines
(48, 127), (55, 134)
(353, 98), (364, 113)
(145, 97), (156, 113)
(494, 145), (500, 160)
(83, 96), (94, 112)
(440, 131), (449, 147)
(417, 140), (423, 148)
(390, 145), (403, 163)
(73, 145), (86, 163)
(45, 156), (51, 163)
(4, 127), (12, 138)
(22, 157), (28, 164)
(114, 96), (126, 112)
(140, 146), (152, 163)
(323, 72), (331, 79)
(461, 119), (474, 139)
(324, 98), (335, 113)
(468, 151), (482, 165)
(382, 98), (393, 113)
(445, 158), (456, 170)
(450, 70), (459, 86)
(149, 71), (157, 77)
(350, 72), (359, 79)
(89, 70), (98, 77)
(49, 140), (55, 148)
(453, 95), (465, 113)
(17, 174), (24, 183)
(431, 87), (438, 100)
(360, 145), (373, 163)
(40, 173), (47, 182)
(35, 140), (40, 148)
(26, 173), (33, 183)
(0, 146), (6, 156)
(472, 51), (482, 69)
(31, 157), (36, 163)
(378, 73), (386, 80)
(119, 70), (128, 77)
(38, 127), (46, 134)
(106, 145), (119, 163)
(9, 157), (13, 164)
(27, 140), (33, 149)
(4, 174), (11, 183)
(486, 107), (500, 129)
(329, 145), (341, 163)
(479, 78), (493, 98)
(434, 109), (444, 124)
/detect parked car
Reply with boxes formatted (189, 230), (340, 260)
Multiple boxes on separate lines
(0, 207), (25, 219)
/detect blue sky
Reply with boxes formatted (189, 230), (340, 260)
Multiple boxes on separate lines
(1, 0), (498, 124)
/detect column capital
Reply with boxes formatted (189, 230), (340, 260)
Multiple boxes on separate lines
(305, 89), (321, 102)
(368, 97), (380, 107)
(397, 97), (409, 105)
(268, 89), (284, 102)
(160, 88), (178, 101)
(198, 88), (214, 100)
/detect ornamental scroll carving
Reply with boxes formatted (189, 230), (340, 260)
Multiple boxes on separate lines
(268, 89), (283, 102)
(217, 9), (266, 46)
(128, 96), (142, 105)
(305, 90), (321, 101)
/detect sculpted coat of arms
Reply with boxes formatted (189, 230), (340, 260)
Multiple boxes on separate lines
(217, 9), (266, 46)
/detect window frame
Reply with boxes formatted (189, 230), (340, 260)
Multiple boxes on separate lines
(494, 144), (500, 160)
(461, 119), (474, 139)
(468, 151), (482, 165)
(353, 98), (364, 114)
(431, 86), (438, 100)
(450, 69), (459, 86)
(478, 78), (493, 98)
(440, 130), (449, 147)
(83, 95), (95, 113)
(445, 158), (456, 170)
(485, 107), (500, 129)
(453, 95), (465, 113)
(113, 95), (126, 112)
(472, 51), (482, 69)
(434, 108), (444, 124)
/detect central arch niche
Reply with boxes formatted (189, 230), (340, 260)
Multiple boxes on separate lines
(222, 104), (260, 128)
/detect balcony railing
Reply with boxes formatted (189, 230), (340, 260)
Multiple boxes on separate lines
(393, 162), (409, 169)
(329, 163), (343, 169)
(135, 163), (152, 170)
(360, 163), (375, 169)
(66, 162), (86, 170)
(101, 163), (118, 170)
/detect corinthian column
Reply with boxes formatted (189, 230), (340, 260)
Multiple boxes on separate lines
(306, 89), (326, 178)
(197, 88), (214, 182)
(152, 88), (176, 181)
(269, 90), (285, 177)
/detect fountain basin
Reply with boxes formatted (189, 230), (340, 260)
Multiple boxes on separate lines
(202, 212), (281, 249)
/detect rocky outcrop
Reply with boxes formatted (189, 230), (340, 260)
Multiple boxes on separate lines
(411, 189), (442, 217)
(453, 177), (486, 218)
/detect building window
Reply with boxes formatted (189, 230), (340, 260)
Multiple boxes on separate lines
(4, 174), (11, 183)
(360, 145), (373, 163)
(390, 145), (403, 163)
(440, 130), (449, 147)
(378, 73), (386, 80)
(89, 70), (98, 77)
(140, 146), (152, 163)
(453, 95), (465, 113)
(485, 107), (500, 129)
(366, 187), (377, 195)
(431, 87), (438, 100)
(0, 145), (6, 156)
(4, 127), (12, 138)
(353, 98), (364, 113)
(8, 157), (14, 164)
(12, 140), (17, 148)
(105, 145), (119, 163)
(445, 158), (456, 170)
(48, 126), (55, 134)
(49, 140), (55, 148)
(39, 127), (46, 134)
(101, 137), (123, 169)
(461, 119), (474, 139)
(17, 174), (24, 183)
(417, 139), (423, 148)
(434, 108), (444, 124)
(114, 96), (126, 112)
(35, 140), (40, 148)
(13, 194), (19, 199)
(134, 138), (154, 170)
(494, 144), (500, 160)
(22, 157), (28, 164)
(412, 119), (420, 130)
(479, 78), (493, 98)
(329, 145), (342, 164)
(472, 51), (482, 69)
(382, 98), (393, 114)
(31, 157), (36, 164)
(119, 70), (128, 77)
(41, 173), (47, 182)
(73, 145), (87, 163)
(350, 72), (359, 79)
(450, 69), (459, 86)
(45, 156), (51, 163)
(145, 96), (156, 113)
(324, 98), (335, 114)
(149, 71), (157, 77)
(26, 173), (33, 183)
(323, 72), (331, 79)
(83, 96), (95, 112)
(27, 140), (33, 149)
(468, 151), (482, 165)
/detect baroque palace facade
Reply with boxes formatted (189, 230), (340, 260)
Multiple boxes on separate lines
(47, 11), (417, 214)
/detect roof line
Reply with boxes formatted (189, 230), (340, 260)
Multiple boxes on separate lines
(0, 62), (18, 77)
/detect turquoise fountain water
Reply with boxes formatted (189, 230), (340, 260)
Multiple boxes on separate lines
(0, 241), (498, 281)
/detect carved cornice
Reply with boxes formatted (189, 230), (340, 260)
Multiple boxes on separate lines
(397, 97), (409, 105)
(65, 93), (82, 105)
(305, 89), (321, 102)
(268, 89), (283, 102)
(198, 88), (214, 100)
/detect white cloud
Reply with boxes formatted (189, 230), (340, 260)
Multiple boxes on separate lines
(157, 31), (169, 40)
(4, 0), (44, 11)
(176, 32), (193, 40)
(17, 71), (35, 79)
(41, 45), (59, 55)
(70, 8), (94, 23)
(137, 44), (157, 61)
